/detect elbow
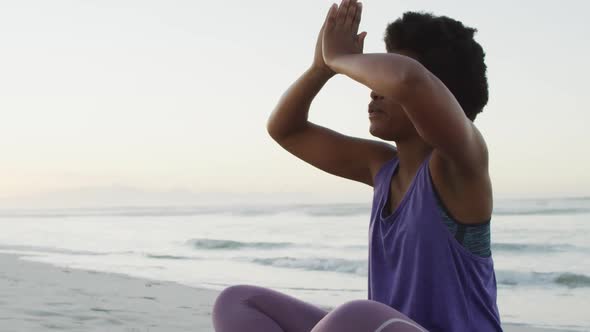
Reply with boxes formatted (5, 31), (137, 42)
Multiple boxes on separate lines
(266, 112), (281, 141)
(266, 120), (279, 141)
(266, 112), (307, 142)
(266, 112), (287, 142)
(266, 115), (279, 140)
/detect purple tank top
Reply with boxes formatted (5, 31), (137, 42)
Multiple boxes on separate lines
(368, 152), (503, 332)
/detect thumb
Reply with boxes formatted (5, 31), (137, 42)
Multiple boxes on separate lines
(358, 31), (368, 50)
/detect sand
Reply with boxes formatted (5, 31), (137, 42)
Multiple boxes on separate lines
(0, 253), (576, 332)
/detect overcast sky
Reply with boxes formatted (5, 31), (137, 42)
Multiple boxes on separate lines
(0, 0), (588, 206)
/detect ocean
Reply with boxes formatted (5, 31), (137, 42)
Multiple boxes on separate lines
(0, 197), (588, 331)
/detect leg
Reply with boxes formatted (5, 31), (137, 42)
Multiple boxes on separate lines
(310, 300), (428, 332)
(212, 284), (329, 332)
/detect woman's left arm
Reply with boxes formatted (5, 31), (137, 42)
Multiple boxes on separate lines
(323, 0), (488, 175)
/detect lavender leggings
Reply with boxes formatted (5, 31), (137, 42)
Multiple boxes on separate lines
(212, 284), (428, 332)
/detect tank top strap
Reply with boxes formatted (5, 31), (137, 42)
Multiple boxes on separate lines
(419, 151), (436, 190)
(373, 155), (399, 192)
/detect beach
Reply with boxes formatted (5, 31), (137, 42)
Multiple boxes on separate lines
(0, 253), (576, 332)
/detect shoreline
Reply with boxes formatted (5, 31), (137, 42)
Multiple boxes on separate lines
(0, 253), (577, 332)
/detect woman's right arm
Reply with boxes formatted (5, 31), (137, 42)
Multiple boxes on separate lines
(266, 67), (394, 187)
(266, 5), (395, 187)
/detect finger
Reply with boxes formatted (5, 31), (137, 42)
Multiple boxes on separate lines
(325, 3), (338, 31)
(321, 3), (334, 31)
(351, 2), (362, 34)
(345, 0), (358, 31)
(335, 0), (349, 25)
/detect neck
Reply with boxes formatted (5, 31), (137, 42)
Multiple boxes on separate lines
(394, 136), (433, 181)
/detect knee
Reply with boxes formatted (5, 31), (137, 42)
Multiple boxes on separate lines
(312, 300), (420, 332)
(213, 284), (251, 311)
(212, 284), (267, 316)
(321, 299), (375, 322)
(333, 299), (374, 313)
(317, 300), (424, 332)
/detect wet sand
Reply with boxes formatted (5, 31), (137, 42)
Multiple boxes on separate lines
(0, 254), (575, 332)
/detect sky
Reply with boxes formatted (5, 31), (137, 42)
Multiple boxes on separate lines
(0, 0), (588, 207)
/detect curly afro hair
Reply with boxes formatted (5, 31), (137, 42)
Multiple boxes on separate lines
(384, 11), (488, 121)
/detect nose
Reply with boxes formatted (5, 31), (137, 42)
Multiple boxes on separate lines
(370, 91), (383, 101)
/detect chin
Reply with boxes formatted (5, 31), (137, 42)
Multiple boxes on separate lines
(369, 125), (395, 141)
(368, 126), (379, 138)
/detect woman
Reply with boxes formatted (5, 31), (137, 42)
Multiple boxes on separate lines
(212, 0), (502, 331)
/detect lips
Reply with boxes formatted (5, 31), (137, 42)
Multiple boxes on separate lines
(368, 102), (381, 113)
(368, 106), (383, 118)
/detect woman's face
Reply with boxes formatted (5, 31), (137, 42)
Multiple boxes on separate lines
(367, 49), (420, 141)
(367, 90), (414, 141)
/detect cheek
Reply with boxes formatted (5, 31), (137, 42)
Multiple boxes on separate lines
(392, 103), (405, 112)
(384, 106), (407, 123)
(372, 108), (414, 135)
